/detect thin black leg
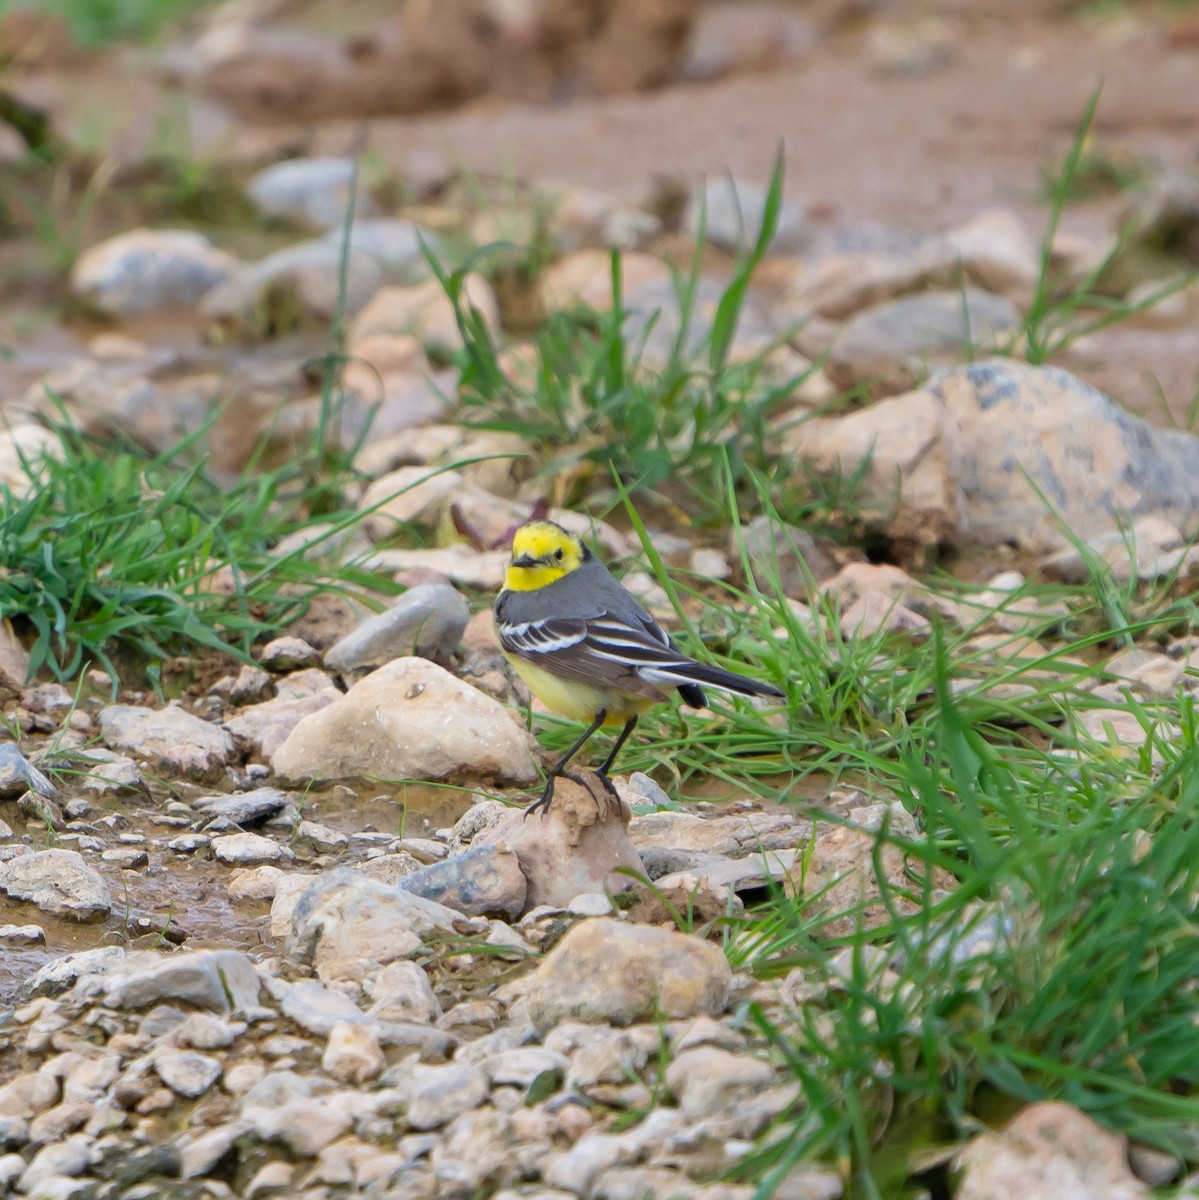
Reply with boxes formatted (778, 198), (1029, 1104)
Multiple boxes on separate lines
(594, 715), (638, 797)
(525, 709), (607, 819)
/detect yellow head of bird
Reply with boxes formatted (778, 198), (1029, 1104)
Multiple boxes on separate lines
(504, 520), (586, 591)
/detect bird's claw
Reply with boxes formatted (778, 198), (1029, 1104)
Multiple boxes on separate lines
(523, 782), (555, 819)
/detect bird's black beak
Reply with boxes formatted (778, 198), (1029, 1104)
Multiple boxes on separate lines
(511, 553), (537, 568)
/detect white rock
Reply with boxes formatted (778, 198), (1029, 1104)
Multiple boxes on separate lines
(259, 637), (321, 670)
(200, 241), (381, 325)
(70, 229), (237, 315)
(174, 1012), (244, 1050)
(180, 1122), (252, 1179)
(323, 584), (469, 670)
(248, 157), (375, 230)
(0, 1154), (24, 1190)
(271, 658), (537, 787)
(322, 1021), (385, 1084)
(212, 833), (294, 867)
(17, 948), (126, 1001)
(0, 924), (46, 945)
(477, 779), (643, 911)
(480, 1047), (567, 1089)
(223, 690), (341, 759)
(0, 851), (111, 922)
(524, 919), (732, 1033)
(287, 869), (468, 984)
(405, 1064), (489, 1131)
(788, 359), (1199, 556)
(79, 754), (144, 797)
(279, 979), (370, 1037)
(547, 1023), (653, 1089)
(61, 1055), (119, 1105)
(664, 1045), (775, 1120)
(268, 872), (320, 939)
(0, 1070), (59, 1118)
(567, 892), (613, 917)
(100, 846), (148, 870)
(690, 547), (733, 582)
(242, 1097), (353, 1157)
(154, 1047), (223, 1098)
(543, 1109), (682, 1194)
(364, 960), (442, 1024)
(100, 949), (261, 1013)
(955, 1100), (1149, 1200)
(0, 743), (57, 799)
(17, 1134), (93, 1192)
(98, 703), (235, 780)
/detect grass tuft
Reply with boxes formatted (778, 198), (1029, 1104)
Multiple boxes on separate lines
(0, 410), (391, 690)
(428, 151), (812, 525)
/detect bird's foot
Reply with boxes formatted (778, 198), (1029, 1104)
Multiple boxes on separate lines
(523, 769), (590, 819)
(523, 776), (557, 820)
(591, 770), (624, 819)
(594, 770), (621, 801)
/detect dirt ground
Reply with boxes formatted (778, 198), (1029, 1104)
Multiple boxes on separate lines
(4, 0), (1199, 420)
(327, 13), (1198, 232)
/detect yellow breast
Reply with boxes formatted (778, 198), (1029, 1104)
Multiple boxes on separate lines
(504, 654), (654, 724)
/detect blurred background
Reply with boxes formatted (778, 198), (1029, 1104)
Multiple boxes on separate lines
(1, 0), (1197, 454)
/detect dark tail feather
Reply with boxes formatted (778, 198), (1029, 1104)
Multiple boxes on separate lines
(671, 660), (784, 708)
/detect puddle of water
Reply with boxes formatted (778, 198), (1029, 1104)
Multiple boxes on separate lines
(0, 774), (496, 1005)
(0, 840), (269, 1005)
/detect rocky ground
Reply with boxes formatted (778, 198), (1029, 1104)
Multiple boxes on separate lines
(2, 1), (1199, 1199)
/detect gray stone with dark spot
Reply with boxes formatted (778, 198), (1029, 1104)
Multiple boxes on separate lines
(788, 359), (1199, 556)
(399, 844), (527, 920)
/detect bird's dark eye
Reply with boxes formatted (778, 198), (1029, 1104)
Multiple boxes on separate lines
(554, 548), (564, 561)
